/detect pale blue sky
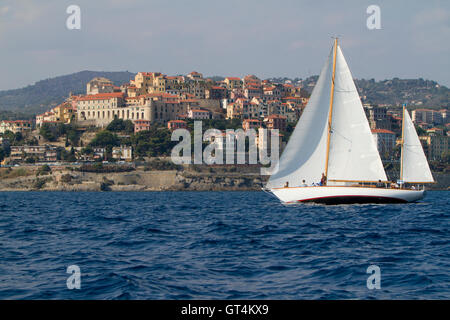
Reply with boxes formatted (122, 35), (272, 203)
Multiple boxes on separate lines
(0, 0), (449, 90)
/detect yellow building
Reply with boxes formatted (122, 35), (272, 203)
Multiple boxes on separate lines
(226, 102), (242, 119)
(131, 72), (158, 95)
(52, 102), (75, 124)
(224, 77), (243, 90)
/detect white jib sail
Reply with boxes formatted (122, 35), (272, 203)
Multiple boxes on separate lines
(401, 108), (434, 183)
(327, 46), (388, 183)
(266, 47), (334, 188)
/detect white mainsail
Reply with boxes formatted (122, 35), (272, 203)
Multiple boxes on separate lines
(265, 47), (333, 188)
(326, 46), (388, 183)
(401, 108), (434, 183)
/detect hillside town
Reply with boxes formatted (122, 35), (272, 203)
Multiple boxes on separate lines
(0, 71), (448, 171)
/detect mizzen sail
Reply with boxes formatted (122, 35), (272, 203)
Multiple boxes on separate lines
(401, 108), (434, 183)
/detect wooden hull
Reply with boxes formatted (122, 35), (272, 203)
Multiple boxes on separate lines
(270, 186), (424, 205)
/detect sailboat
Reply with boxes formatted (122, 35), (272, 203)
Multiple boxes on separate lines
(266, 39), (434, 204)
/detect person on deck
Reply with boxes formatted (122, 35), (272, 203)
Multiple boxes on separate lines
(320, 173), (327, 186)
(300, 180), (307, 187)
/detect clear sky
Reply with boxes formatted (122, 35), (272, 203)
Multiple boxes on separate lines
(0, 0), (449, 90)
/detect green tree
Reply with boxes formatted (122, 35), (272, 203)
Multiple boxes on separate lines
(131, 128), (174, 157)
(81, 145), (93, 155)
(2, 130), (15, 142)
(415, 125), (427, 136)
(106, 117), (134, 134)
(89, 130), (120, 148)
(25, 156), (36, 164)
(36, 164), (52, 176)
(56, 147), (76, 162)
(67, 128), (80, 146)
(2, 130), (24, 146)
(40, 123), (56, 141)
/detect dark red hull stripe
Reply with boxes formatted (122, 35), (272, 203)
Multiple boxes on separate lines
(290, 195), (410, 205)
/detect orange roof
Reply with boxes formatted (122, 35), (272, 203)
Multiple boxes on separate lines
(413, 108), (434, 112)
(284, 96), (301, 100)
(372, 129), (395, 134)
(144, 93), (178, 99)
(243, 119), (261, 122)
(226, 77), (241, 81)
(168, 120), (187, 123)
(190, 109), (210, 113)
(266, 114), (287, 119)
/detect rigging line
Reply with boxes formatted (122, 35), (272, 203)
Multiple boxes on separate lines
(330, 128), (352, 144)
(333, 89), (356, 93)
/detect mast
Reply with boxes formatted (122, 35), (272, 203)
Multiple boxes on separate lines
(400, 104), (406, 181)
(324, 38), (338, 184)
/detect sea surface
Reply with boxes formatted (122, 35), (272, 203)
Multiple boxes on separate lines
(0, 191), (448, 299)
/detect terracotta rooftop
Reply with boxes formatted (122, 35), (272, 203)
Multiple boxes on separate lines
(372, 129), (395, 134)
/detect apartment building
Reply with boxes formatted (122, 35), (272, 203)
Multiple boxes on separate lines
(0, 120), (33, 134)
(10, 145), (57, 163)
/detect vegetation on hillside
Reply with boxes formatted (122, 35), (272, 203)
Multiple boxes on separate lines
(0, 110), (34, 121)
(302, 76), (449, 108)
(106, 117), (134, 134)
(0, 71), (135, 114)
(39, 123), (81, 146)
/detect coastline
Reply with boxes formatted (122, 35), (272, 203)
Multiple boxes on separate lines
(0, 165), (268, 192)
(0, 165), (448, 192)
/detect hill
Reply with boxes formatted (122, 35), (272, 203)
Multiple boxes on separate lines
(0, 71), (136, 115)
(300, 76), (449, 108)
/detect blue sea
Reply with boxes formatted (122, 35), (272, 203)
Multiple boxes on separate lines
(0, 191), (448, 299)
